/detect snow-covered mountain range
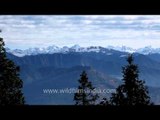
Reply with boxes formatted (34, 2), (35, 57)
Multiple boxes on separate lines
(6, 45), (160, 57)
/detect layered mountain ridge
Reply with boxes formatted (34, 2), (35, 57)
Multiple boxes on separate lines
(6, 49), (160, 104)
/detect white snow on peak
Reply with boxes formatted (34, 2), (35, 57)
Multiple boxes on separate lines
(106, 45), (136, 53)
(6, 44), (160, 57)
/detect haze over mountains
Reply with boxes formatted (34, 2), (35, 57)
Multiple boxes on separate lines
(6, 45), (160, 105)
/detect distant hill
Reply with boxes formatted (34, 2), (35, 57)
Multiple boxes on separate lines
(7, 50), (160, 104)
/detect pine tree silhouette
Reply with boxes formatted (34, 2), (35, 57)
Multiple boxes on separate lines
(0, 33), (25, 105)
(110, 54), (151, 105)
(74, 71), (99, 105)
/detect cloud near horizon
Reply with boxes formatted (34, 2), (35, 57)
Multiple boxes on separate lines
(1, 15), (160, 49)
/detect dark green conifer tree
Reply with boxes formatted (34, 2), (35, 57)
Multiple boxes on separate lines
(110, 54), (151, 105)
(0, 33), (25, 105)
(74, 71), (99, 105)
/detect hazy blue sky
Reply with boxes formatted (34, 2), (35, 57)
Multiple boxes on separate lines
(1, 15), (160, 49)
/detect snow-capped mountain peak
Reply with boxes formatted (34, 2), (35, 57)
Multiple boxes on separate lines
(6, 44), (160, 57)
(70, 44), (81, 52)
(11, 49), (26, 57)
(106, 45), (136, 53)
(71, 44), (81, 49)
(46, 45), (60, 53)
(87, 46), (102, 52)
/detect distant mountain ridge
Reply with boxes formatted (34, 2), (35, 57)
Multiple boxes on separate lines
(6, 43), (160, 105)
(7, 50), (160, 104)
(6, 45), (160, 57)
